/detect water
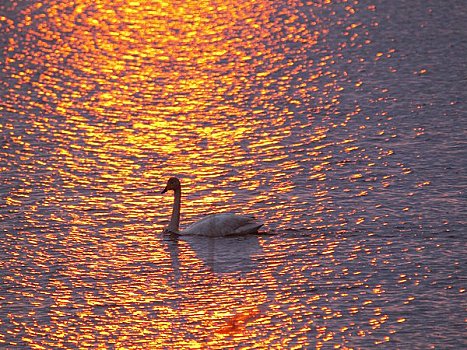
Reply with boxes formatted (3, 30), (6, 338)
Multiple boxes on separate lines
(1, 0), (465, 348)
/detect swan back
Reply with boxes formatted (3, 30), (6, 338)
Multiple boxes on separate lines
(181, 213), (263, 237)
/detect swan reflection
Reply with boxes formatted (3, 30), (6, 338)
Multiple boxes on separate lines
(164, 233), (262, 274)
(185, 235), (262, 274)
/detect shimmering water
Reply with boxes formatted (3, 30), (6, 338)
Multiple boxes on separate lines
(1, 0), (465, 348)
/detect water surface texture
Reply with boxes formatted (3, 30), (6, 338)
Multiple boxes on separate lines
(1, 0), (466, 348)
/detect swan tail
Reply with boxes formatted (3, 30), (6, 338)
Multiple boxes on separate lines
(234, 222), (263, 235)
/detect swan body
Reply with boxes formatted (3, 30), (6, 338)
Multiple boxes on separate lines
(182, 213), (262, 236)
(161, 177), (263, 237)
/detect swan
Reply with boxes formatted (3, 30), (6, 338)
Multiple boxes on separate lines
(161, 177), (263, 236)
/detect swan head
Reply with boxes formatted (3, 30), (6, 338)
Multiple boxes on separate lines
(161, 177), (181, 194)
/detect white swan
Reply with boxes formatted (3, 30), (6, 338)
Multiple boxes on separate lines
(161, 177), (263, 236)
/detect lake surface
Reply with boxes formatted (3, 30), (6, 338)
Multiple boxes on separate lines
(1, 0), (465, 348)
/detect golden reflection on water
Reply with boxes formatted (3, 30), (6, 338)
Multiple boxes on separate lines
(0, 0), (431, 348)
(3, 0), (342, 227)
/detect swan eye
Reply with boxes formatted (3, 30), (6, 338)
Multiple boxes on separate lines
(166, 177), (178, 190)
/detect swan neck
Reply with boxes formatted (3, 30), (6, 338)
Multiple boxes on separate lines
(169, 188), (181, 232)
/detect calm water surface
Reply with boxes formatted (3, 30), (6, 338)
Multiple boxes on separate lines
(1, 0), (466, 348)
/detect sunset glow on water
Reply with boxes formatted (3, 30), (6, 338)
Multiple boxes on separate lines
(1, 0), (465, 348)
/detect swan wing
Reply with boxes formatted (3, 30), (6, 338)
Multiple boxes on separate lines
(181, 213), (263, 237)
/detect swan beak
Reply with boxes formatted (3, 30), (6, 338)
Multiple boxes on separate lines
(161, 187), (168, 194)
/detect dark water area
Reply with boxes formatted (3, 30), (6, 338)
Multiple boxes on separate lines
(1, 0), (466, 348)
